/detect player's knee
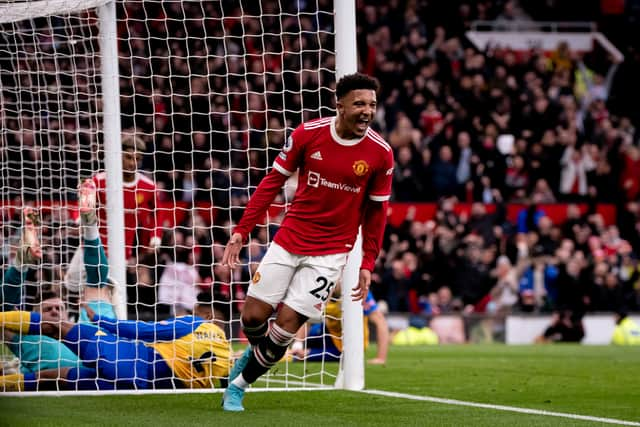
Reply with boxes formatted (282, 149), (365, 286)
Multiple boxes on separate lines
(240, 312), (263, 328)
(240, 317), (268, 345)
(241, 298), (273, 325)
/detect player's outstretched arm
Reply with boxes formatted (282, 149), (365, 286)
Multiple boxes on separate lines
(86, 308), (201, 342)
(0, 311), (40, 335)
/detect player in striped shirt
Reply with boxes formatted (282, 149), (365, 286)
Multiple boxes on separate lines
(221, 73), (394, 411)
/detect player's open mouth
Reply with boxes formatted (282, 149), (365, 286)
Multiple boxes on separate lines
(356, 119), (369, 131)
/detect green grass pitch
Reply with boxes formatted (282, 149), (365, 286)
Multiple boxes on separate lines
(1, 345), (638, 426)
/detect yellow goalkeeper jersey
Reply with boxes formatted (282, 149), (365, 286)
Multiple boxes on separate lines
(150, 322), (231, 388)
(324, 298), (370, 352)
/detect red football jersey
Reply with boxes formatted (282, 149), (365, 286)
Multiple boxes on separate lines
(92, 172), (161, 258)
(257, 116), (393, 255)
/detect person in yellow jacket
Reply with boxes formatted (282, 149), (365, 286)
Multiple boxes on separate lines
(612, 312), (640, 346)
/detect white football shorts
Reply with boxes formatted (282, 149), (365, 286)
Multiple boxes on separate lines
(247, 242), (348, 320)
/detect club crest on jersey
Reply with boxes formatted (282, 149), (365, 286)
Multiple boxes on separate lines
(283, 135), (293, 152)
(252, 272), (261, 284)
(352, 160), (369, 176)
(136, 194), (144, 204)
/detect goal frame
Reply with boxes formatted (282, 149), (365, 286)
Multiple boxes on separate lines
(1, 0), (364, 394)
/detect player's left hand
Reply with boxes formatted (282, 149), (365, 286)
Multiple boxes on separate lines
(351, 269), (371, 303)
(367, 357), (386, 365)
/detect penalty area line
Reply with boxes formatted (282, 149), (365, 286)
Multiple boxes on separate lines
(361, 389), (640, 426)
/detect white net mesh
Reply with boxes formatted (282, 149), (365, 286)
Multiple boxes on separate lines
(1, 0), (343, 393)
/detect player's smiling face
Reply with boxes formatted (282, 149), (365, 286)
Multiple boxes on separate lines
(336, 89), (377, 139)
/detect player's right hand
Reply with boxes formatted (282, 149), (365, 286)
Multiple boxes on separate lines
(81, 303), (97, 321)
(351, 269), (371, 303)
(222, 232), (243, 269)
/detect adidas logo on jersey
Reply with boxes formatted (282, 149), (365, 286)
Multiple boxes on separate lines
(310, 151), (323, 160)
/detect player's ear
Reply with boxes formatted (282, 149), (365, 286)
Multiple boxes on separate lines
(336, 99), (344, 115)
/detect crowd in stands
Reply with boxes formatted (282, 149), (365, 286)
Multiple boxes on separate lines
(1, 0), (639, 325)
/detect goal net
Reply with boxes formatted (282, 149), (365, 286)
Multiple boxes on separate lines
(0, 0), (357, 394)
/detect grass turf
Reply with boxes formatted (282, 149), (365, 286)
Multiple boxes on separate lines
(1, 345), (638, 426)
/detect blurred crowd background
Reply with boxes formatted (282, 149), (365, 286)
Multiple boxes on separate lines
(1, 0), (639, 330)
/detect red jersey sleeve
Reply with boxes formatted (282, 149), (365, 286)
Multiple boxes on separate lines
(232, 169), (289, 241)
(368, 147), (394, 202)
(361, 144), (394, 271)
(272, 124), (307, 176)
(233, 125), (308, 240)
(361, 200), (388, 272)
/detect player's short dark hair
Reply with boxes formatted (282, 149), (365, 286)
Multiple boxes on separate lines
(37, 290), (60, 303)
(122, 134), (146, 153)
(335, 73), (379, 100)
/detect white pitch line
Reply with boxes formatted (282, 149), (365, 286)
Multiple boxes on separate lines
(361, 389), (640, 426)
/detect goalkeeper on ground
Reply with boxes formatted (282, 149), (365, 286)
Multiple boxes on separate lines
(0, 293), (231, 391)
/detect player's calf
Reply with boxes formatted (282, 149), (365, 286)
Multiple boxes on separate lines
(242, 323), (295, 383)
(64, 179), (99, 293)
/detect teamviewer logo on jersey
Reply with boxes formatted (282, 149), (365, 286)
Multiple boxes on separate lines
(308, 171), (320, 187)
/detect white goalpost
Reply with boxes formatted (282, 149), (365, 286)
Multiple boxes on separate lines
(0, 0), (365, 394)
(333, 0), (364, 392)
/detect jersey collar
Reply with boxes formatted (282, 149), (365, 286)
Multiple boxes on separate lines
(123, 172), (140, 188)
(330, 117), (366, 146)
